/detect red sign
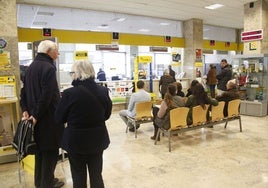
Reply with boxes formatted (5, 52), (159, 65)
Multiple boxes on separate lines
(241, 29), (263, 42)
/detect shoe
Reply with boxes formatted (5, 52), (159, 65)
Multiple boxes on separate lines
(150, 135), (160, 141)
(129, 127), (135, 132)
(136, 125), (140, 129)
(53, 180), (64, 188)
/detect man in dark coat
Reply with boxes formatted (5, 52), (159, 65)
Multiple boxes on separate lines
(168, 65), (176, 81)
(216, 59), (232, 96)
(20, 40), (64, 188)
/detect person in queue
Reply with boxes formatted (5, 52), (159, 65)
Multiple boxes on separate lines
(185, 83), (218, 125)
(206, 64), (217, 98)
(216, 59), (232, 96)
(216, 79), (240, 117)
(55, 60), (112, 188)
(186, 80), (199, 97)
(20, 40), (64, 188)
(151, 83), (185, 140)
(119, 80), (151, 132)
(159, 69), (176, 99)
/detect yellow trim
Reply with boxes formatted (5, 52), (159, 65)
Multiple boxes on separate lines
(18, 28), (184, 47)
(18, 28), (242, 51)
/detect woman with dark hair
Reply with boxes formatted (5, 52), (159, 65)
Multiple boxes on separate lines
(186, 80), (199, 97)
(151, 83), (185, 140)
(185, 83), (218, 125)
(176, 82), (185, 97)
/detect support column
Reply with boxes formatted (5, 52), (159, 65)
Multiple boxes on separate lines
(0, 0), (20, 95)
(244, 0), (268, 54)
(182, 19), (203, 80)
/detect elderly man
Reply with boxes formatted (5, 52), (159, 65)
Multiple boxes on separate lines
(20, 40), (64, 188)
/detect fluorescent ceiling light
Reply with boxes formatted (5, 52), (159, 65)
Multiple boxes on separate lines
(37, 11), (54, 16)
(138, 29), (150, 32)
(160, 22), (170, 26)
(205, 4), (224, 10)
(116, 18), (126, 22)
(32, 21), (47, 25)
(97, 24), (109, 29)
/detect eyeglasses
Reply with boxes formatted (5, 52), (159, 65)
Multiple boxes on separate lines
(69, 72), (75, 76)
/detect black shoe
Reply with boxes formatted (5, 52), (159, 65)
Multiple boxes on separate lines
(53, 180), (64, 188)
(129, 127), (135, 132)
(150, 135), (160, 141)
(136, 125), (140, 129)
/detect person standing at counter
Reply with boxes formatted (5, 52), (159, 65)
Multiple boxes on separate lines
(207, 64), (217, 98)
(20, 40), (64, 188)
(97, 68), (106, 81)
(55, 60), (112, 188)
(168, 65), (176, 81)
(159, 69), (176, 99)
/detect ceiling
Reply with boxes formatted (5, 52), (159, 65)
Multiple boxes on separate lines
(16, 0), (263, 37)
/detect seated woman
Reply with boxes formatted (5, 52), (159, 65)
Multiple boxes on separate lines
(176, 82), (185, 97)
(186, 80), (199, 97)
(185, 83), (218, 125)
(216, 79), (240, 117)
(151, 83), (185, 141)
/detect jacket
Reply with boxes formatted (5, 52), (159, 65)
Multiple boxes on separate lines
(55, 78), (112, 154)
(207, 67), (217, 85)
(20, 53), (63, 151)
(216, 65), (232, 91)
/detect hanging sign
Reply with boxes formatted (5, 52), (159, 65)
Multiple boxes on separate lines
(136, 56), (152, 63)
(74, 51), (88, 60)
(241, 29), (263, 42)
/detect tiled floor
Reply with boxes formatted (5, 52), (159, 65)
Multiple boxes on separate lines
(1, 113), (268, 188)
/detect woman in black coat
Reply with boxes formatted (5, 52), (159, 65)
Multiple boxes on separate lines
(55, 60), (112, 188)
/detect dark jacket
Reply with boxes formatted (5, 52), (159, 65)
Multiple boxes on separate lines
(20, 53), (63, 151)
(216, 89), (240, 117)
(216, 65), (232, 91)
(159, 75), (175, 96)
(55, 78), (112, 154)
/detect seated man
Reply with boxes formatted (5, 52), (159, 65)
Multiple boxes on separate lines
(119, 80), (151, 132)
(216, 79), (240, 117)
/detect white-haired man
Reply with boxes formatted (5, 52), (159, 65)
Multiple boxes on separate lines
(20, 40), (64, 188)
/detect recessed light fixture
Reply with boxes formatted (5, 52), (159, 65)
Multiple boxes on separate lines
(138, 29), (150, 32)
(205, 3), (224, 10)
(97, 24), (109, 29)
(160, 22), (170, 26)
(33, 21), (47, 25)
(37, 11), (54, 16)
(116, 18), (126, 22)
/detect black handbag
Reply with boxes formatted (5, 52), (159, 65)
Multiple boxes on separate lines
(12, 120), (37, 161)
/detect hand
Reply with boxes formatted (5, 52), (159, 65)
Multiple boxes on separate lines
(28, 116), (37, 126)
(22, 111), (29, 120)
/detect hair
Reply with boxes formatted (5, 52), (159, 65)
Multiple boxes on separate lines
(221, 59), (227, 63)
(176, 82), (182, 92)
(37, 40), (57, 53)
(164, 83), (177, 108)
(192, 83), (209, 109)
(137, 80), (145, 89)
(190, 80), (199, 88)
(209, 64), (214, 68)
(71, 59), (95, 80)
(226, 79), (238, 90)
(164, 69), (169, 75)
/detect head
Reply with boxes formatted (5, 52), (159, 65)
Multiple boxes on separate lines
(176, 82), (182, 92)
(220, 59), (228, 68)
(164, 69), (170, 76)
(210, 64), (214, 69)
(37, 40), (59, 60)
(168, 65), (172, 69)
(226, 79), (238, 90)
(137, 80), (145, 89)
(71, 59), (95, 80)
(190, 80), (199, 88)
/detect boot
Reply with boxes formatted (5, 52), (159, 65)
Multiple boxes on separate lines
(150, 127), (160, 141)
